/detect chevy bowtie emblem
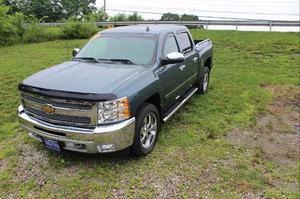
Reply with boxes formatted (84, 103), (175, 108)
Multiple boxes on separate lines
(42, 104), (55, 114)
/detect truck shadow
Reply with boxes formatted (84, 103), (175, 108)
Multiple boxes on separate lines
(47, 146), (141, 164)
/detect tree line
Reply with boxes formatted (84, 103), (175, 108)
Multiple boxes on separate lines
(0, 0), (200, 46)
(3, 0), (199, 22)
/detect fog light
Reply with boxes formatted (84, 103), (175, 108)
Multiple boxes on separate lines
(65, 142), (86, 150)
(74, 143), (86, 150)
(97, 144), (117, 152)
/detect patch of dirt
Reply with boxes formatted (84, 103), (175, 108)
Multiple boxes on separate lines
(0, 159), (7, 173)
(228, 84), (299, 165)
(241, 192), (265, 199)
(153, 173), (183, 198)
(150, 152), (219, 199)
(151, 167), (219, 199)
(108, 148), (220, 199)
(12, 143), (49, 187)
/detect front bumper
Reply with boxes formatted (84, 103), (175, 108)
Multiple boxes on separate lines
(17, 105), (135, 153)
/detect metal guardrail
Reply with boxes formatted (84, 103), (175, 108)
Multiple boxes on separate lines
(40, 20), (300, 31)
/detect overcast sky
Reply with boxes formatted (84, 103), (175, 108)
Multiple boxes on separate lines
(96, 0), (299, 20)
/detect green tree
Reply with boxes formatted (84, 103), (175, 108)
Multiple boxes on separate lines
(160, 12), (180, 21)
(127, 12), (143, 21)
(5, 0), (65, 22)
(84, 10), (108, 22)
(109, 13), (127, 21)
(181, 14), (198, 21)
(0, 2), (14, 44)
(61, 0), (96, 19)
(109, 12), (143, 22)
(4, 0), (97, 22)
(0, 0), (27, 45)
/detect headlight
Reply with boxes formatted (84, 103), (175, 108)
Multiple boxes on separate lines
(97, 97), (130, 124)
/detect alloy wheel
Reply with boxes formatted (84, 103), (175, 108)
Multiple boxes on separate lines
(140, 112), (157, 149)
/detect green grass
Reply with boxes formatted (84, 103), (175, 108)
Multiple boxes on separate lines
(0, 30), (299, 198)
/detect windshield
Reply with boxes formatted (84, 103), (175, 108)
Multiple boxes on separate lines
(75, 33), (158, 66)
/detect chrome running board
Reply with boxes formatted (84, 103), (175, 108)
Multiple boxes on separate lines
(163, 87), (198, 122)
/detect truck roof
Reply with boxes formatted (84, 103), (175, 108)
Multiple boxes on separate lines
(100, 24), (188, 35)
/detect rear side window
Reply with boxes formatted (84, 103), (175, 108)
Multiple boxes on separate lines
(163, 34), (179, 57)
(177, 32), (193, 54)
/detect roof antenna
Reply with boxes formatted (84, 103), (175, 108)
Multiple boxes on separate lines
(146, 26), (150, 32)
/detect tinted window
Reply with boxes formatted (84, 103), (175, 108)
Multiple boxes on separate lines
(76, 34), (157, 65)
(177, 32), (192, 54)
(163, 34), (179, 57)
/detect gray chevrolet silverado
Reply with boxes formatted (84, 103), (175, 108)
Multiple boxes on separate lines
(17, 25), (213, 156)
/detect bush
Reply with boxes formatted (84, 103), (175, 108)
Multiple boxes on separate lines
(46, 27), (62, 38)
(61, 20), (98, 39)
(0, 3), (97, 46)
(23, 25), (61, 43)
(22, 17), (61, 43)
(0, 4), (61, 45)
(11, 12), (27, 38)
(0, 4), (20, 45)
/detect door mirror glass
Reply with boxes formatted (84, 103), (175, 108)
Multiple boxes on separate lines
(161, 52), (184, 65)
(72, 48), (80, 57)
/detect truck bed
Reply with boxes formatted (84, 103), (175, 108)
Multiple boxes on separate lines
(194, 39), (212, 51)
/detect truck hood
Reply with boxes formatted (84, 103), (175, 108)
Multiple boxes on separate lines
(22, 61), (146, 94)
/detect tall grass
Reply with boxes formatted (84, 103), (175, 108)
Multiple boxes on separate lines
(61, 21), (98, 39)
(0, 4), (99, 46)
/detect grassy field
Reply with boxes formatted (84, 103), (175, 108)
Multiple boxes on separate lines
(0, 30), (299, 198)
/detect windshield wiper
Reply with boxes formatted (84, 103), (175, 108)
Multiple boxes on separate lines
(98, 58), (136, 65)
(73, 57), (99, 63)
(110, 59), (136, 65)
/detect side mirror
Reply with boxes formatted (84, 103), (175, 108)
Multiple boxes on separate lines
(72, 48), (80, 57)
(161, 52), (184, 65)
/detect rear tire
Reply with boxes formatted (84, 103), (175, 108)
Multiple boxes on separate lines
(130, 103), (160, 156)
(198, 67), (210, 94)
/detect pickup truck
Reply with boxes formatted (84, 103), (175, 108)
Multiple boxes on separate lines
(17, 25), (213, 156)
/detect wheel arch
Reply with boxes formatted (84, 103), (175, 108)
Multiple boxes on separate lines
(204, 57), (212, 70)
(143, 93), (161, 117)
(133, 92), (162, 120)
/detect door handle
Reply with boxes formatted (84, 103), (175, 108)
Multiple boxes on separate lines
(179, 65), (186, 71)
(193, 57), (198, 62)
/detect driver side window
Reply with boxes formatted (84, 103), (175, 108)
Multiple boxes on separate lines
(163, 34), (179, 57)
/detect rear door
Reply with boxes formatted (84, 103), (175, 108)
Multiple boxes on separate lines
(176, 31), (199, 91)
(156, 33), (186, 109)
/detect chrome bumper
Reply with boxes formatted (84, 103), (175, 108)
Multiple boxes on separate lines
(17, 105), (135, 153)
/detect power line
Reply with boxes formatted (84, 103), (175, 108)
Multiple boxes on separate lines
(109, 6), (298, 16)
(106, 9), (282, 21)
(102, 0), (299, 19)
(129, 0), (299, 6)
(175, 8), (298, 16)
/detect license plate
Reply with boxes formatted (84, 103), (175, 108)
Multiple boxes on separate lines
(41, 137), (61, 151)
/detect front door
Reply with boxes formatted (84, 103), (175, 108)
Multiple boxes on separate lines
(156, 33), (186, 110)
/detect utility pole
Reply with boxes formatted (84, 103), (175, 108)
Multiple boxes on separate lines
(103, 0), (106, 12)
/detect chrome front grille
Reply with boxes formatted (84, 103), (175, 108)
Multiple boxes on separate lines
(22, 94), (93, 110)
(23, 106), (91, 124)
(21, 92), (97, 127)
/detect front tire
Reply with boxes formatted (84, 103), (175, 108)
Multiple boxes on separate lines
(198, 67), (210, 94)
(131, 103), (160, 156)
